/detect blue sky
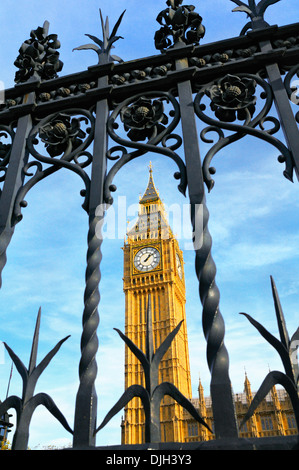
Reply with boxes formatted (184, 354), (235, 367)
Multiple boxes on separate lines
(0, 0), (299, 449)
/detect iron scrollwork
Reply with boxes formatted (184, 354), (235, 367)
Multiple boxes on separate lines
(194, 72), (294, 192)
(13, 109), (95, 224)
(0, 125), (15, 193)
(104, 91), (187, 205)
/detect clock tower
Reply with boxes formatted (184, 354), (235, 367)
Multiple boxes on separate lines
(121, 164), (192, 444)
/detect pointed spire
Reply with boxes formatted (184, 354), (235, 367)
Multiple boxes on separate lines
(244, 370), (253, 403)
(139, 162), (160, 204)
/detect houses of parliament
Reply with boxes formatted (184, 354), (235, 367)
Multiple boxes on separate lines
(120, 164), (298, 444)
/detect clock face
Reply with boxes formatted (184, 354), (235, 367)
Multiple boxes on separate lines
(134, 247), (160, 272)
(176, 253), (183, 279)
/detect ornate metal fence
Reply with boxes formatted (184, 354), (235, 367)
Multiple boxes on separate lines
(0, 0), (298, 450)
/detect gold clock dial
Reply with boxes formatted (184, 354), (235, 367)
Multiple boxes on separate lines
(134, 247), (160, 272)
(176, 253), (182, 279)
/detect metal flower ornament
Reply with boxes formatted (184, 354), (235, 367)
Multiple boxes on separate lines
(206, 74), (257, 122)
(239, 277), (299, 431)
(120, 97), (169, 142)
(14, 21), (63, 83)
(155, 0), (205, 51)
(0, 308), (73, 450)
(94, 296), (212, 443)
(38, 113), (87, 158)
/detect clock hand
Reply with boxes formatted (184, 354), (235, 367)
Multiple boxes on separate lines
(144, 254), (151, 262)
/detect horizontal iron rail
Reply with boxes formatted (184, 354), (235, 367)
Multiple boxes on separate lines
(1, 22), (299, 122)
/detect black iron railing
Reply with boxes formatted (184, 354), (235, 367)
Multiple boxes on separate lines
(0, 0), (298, 450)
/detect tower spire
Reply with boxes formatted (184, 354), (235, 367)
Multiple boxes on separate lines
(139, 163), (160, 204)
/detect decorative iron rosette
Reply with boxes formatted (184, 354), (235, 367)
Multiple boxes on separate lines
(104, 91), (187, 204)
(194, 73), (294, 191)
(14, 25), (63, 83)
(38, 113), (87, 157)
(154, 0), (205, 51)
(120, 96), (169, 142)
(206, 74), (257, 123)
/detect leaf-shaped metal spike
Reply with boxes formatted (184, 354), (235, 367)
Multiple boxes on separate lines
(114, 328), (149, 372)
(232, 5), (253, 15)
(30, 393), (73, 434)
(0, 396), (22, 423)
(32, 335), (71, 382)
(85, 34), (104, 48)
(94, 385), (150, 435)
(240, 371), (299, 430)
(258, 0), (281, 15)
(110, 54), (123, 63)
(270, 276), (290, 349)
(98, 305), (212, 442)
(2, 308), (71, 449)
(72, 44), (100, 53)
(28, 307), (41, 375)
(153, 382), (212, 433)
(73, 9), (125, 63)
(110, 10), (126, 41)
(152, 320), (183, 371)
(3, 342), (28, 393)
(231, 0), (281, 26)
(231, 0), (249, 8)
(239, 312), (293, 378)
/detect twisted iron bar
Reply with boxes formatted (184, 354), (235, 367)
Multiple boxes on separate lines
(192, 198), (236, 438)
(73, 209), (103, 446)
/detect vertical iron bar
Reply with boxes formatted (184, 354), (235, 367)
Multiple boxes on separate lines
(175, 56), (238, 439)
(73, 66), (109, 447)
(0, 91), (35, 287)
(0, 22), (51, 287)
(258, 37), (299, 179)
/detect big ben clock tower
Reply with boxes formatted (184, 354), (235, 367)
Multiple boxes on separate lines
(121, 164), (192, 444)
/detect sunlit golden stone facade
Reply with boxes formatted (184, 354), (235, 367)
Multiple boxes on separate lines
(121, 166), (297, 444)
(183, 374), (298, 442)
(121, 165), (192, 444)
